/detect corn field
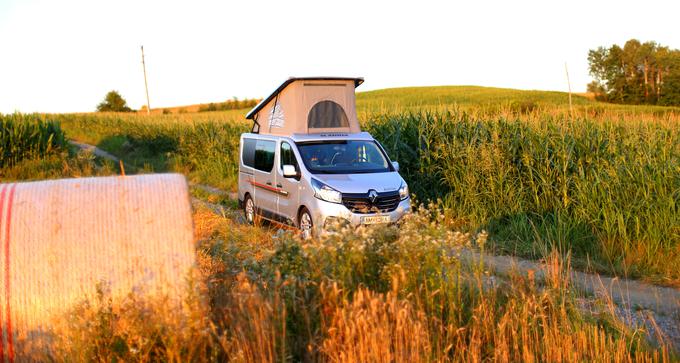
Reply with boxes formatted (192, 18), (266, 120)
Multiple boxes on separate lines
(51, 112), (248, 190)
(0, 114), (67, 168)
(366, 109), (680, 284)
(6, 100), (680, 285)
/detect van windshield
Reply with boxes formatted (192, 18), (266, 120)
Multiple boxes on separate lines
(296, 140), (392, 174)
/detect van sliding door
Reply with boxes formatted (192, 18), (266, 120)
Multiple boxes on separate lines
(252, 139), (278, 218)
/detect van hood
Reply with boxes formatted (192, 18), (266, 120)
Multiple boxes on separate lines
(312, 172), (403, 194)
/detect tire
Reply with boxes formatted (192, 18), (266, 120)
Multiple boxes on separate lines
(243, 194), (255, 225)
(298, 207), (314, 240)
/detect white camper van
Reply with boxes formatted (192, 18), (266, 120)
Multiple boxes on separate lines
(238, 77), (410, 238)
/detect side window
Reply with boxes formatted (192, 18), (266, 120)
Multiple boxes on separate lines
(242, 138), (257, 168)
(254, 139), (276, 172)
(280, 142), (299, 171)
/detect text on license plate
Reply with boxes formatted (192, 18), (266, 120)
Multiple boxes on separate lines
(361, 215), (391, 224)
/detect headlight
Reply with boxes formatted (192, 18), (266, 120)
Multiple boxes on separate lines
(399, 182), (409, 200)
(311, 178), (342, 204)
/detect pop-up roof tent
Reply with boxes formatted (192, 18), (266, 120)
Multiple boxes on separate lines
(246, 77), (364, 135)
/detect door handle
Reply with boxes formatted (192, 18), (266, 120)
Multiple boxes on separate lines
(276, 183), (283, 188)
(266, 181), (272, 186)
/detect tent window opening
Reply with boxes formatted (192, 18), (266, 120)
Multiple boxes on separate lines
(307, 100), (349, 129)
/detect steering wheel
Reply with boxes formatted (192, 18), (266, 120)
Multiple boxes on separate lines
(330, 152), (342, 165)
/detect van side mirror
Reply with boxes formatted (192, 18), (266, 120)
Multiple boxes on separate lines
(392, 161), (400, 172)
(283, 164), (298, 178)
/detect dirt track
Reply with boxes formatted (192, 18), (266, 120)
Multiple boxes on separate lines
(459, 249), (680, 315)
(68, 140), (120, 162)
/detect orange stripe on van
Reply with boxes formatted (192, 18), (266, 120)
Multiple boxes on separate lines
(248, 180), (288, 196)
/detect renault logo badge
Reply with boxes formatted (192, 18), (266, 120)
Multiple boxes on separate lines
(368, 190), (378, 203)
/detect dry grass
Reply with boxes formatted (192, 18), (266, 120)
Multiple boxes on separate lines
(46, 283), (213, 362)
(319, 281), (432, 362)
(214, 273), (286, 363)
(200, 205), (676, 362)
(38, 203), (674, 362)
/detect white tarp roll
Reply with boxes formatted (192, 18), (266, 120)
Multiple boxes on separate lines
(0, 174), (195, 361)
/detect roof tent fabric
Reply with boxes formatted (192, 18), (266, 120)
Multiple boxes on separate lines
(0, 174), (195, 360)
(246, 77), (363, 135)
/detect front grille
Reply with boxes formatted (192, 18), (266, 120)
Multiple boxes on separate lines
(342, 191), (400, 214)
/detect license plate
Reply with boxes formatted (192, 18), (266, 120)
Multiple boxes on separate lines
(361, 215), (391, 225)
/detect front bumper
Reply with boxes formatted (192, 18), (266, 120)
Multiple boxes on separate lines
(308, 197), (411, 231)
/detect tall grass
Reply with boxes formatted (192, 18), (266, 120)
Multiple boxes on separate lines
(0, 113), (67, 168)
(45, 205), (673, 361)
(51, 112), (249, 190)
(0, 113), (115, 181)
(367, 110), (680, 284)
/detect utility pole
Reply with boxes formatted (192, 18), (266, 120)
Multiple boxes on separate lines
(565, 62), (574, 119)
(141, 46), (151, 114)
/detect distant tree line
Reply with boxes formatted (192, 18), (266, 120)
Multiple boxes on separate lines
(198, 97), (260, 112)
(588, 39), (680, 106)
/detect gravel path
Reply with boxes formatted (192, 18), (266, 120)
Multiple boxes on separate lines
(69, 140), (120, 162)
(459, 249), (680, 350)
(192, 183), (238, 200)
(459, 249), (680, 316)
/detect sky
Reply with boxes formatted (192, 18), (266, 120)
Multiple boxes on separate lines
(1, 0), (679, 113)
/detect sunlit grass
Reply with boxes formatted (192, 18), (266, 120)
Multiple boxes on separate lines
(44, 205), (673, 361)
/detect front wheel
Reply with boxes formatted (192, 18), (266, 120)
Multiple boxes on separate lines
(299, 207), (314, 240)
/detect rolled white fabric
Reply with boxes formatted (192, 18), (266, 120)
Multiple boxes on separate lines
(0, 174), (195, 361)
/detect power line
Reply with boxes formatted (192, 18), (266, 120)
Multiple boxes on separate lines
(141, 46), (151, 114)
(565, 62), (574, 119)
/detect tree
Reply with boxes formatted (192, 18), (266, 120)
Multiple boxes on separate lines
(97, 90), (133, 112)
(587, 81), (606, 101)
(587, 39), (680, 106)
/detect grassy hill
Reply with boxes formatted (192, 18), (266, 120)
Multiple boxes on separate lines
(130, 85), (680, 118)
(357, 85), (680, 115)
(357, 85), (591, 111)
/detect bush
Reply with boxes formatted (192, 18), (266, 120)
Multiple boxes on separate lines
(198, 98), (260, 112)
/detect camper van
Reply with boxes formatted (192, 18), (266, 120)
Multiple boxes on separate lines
(238, 77), (410, 238)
